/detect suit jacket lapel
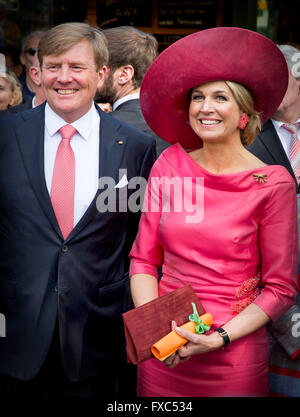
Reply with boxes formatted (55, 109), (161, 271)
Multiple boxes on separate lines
(67, 107), (128, 240)
(15, 104), (63, 238)
(98, 110), (128, 179)
(258, 120), (297, 183)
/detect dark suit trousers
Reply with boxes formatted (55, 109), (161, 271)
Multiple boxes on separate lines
(0, 320), (118, 398)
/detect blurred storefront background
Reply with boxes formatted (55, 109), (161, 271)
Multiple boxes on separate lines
(1, 0), (299, 52)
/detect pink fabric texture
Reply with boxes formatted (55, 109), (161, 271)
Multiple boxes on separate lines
(129, 144), (298, 397)
(51, 125), (77, 239)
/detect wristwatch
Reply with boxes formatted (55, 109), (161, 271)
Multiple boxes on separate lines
(214, 327), (230, 348)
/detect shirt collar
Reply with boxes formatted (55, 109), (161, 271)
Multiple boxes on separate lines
(272, 118), (300, 130)
(45, 103), (99, 140)
(113, 92), (140, 111)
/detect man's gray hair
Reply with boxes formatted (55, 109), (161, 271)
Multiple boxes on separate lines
(277, 44), (300, 80)
(21, 30), (47, 52)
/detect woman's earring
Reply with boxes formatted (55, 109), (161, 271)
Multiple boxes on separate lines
(238, 114), (249, 130)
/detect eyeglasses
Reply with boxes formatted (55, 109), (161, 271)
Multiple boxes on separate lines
(24, 48), (37, 56)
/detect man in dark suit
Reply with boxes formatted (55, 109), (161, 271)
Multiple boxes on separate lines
(248, 44), (300, 191)
(248, 44), (300, 397)
(96, 26), (170, 157)
(0, 22), (155, 398)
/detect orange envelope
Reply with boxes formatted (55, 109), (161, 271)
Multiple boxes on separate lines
(151, 313), (213, 361)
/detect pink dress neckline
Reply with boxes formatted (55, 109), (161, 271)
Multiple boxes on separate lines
(158, 143), (293, 192)
(176, 142), (269, 176)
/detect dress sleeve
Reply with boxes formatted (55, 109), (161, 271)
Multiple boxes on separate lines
(254, 181), (298, 321)
(129, 158), (164, 279)
(267, 302), (300, 359)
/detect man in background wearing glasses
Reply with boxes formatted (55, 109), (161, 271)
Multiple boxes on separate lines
(19, 30), (46, 103)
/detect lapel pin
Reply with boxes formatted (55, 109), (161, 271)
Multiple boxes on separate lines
(253, 173), (267, 184)
(118, 140), (124, 145)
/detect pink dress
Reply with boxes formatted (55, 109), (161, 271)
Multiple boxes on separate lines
(129, 144), (298, 397)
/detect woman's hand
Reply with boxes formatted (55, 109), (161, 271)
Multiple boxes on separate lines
(162, 321), (191, 369)
(164, 303), (271, 365)
(175, 326), (224, 359)
(163, 350), (190, 369)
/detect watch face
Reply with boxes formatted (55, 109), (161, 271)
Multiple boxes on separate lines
(215, 328), (223, 333)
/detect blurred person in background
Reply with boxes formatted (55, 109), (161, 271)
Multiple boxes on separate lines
(0, 45), (23, 77)
(19, 29), (47, 102)
(0, 53), (22, 110)
(97, 26), (170, 157)
(0, 0), (21, 48)
(6, 52), (46, 112)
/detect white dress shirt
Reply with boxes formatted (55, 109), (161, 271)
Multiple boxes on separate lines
(271, 118), (300, 160)
(44, 103), (100, 227)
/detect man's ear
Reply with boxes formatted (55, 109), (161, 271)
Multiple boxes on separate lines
(29, 66), (41, 86)
(96, 65), (108, 89)
(117, 65), (134, 85)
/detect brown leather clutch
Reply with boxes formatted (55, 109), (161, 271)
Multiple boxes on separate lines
(122, 284), (205, 365)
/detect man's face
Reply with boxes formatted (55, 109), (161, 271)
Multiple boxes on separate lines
(40, 40), (106, 123)
(273, 68), (300, 118)
(20, 37), (41, 72)
(95, 67), (118, 105)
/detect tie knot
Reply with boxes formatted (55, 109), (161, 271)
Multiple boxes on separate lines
(282, 122), (300, 135)
(59, 124), (77, 141)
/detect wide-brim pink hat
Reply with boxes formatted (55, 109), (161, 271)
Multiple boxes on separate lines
(140, 27), (288, 148)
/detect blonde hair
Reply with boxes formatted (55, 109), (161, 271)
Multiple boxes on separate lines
(0, 70), (23, 107)
(38, 22), (108, 70)
(225, 81), (261, 146)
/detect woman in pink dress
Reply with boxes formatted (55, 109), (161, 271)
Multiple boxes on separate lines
(129, 27), (298, 397)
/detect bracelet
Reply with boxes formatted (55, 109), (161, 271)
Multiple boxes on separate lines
(214, 327), (230, 348)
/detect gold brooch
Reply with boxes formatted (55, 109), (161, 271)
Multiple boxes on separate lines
(253, 173), (267, 184)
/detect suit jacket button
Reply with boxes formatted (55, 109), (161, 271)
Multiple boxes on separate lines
(61, 245), (68, 253)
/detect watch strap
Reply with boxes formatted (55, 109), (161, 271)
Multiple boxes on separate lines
(214, 327), (230, 347)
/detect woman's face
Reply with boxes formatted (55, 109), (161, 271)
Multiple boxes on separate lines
(0, 76), (14, 110)
(189, 81), (242, 144)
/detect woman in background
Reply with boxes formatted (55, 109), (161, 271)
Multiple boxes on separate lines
(0, 68), (22, 110)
